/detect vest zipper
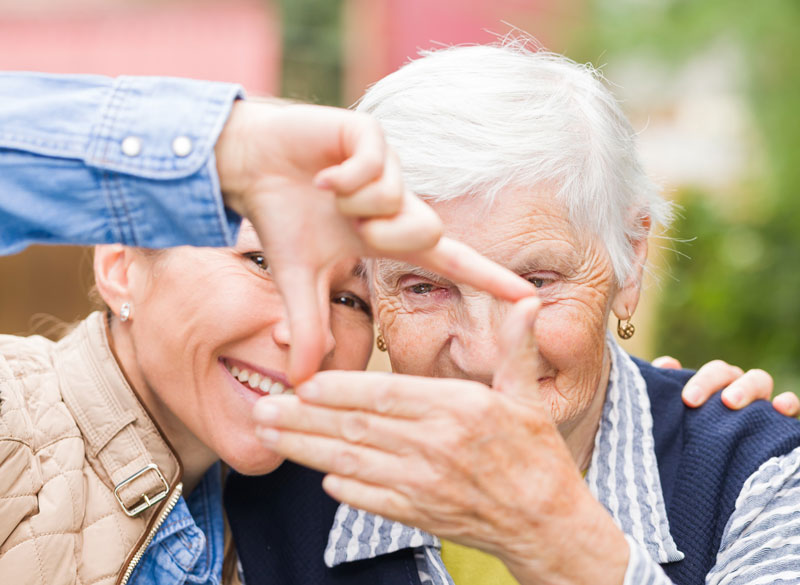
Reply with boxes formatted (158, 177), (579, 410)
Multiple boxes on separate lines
(118, 482), (184, 585)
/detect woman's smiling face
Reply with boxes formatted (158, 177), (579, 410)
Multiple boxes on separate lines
(109, 222), (374, 476)
(373, 187), (643, 428)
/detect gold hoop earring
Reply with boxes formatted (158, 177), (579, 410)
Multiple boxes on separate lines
(376, 334), (387, 352)
(617, 318), (635, 340)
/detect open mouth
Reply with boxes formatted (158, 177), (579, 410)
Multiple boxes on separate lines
(221, 358), (294, 396)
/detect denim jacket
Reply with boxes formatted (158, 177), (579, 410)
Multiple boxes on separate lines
(0, 72), (243, 255)
(129, 463), (226, 585)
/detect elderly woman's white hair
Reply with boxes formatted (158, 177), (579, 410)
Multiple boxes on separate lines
(355, 40), (672, 283)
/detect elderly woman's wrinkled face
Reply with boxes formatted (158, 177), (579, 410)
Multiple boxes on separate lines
(374, 188), (629, 426)
(118, 222), (374, 475)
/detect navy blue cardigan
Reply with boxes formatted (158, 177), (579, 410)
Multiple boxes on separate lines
(225, 360), (800, 585)
(638, 358), (800, 584)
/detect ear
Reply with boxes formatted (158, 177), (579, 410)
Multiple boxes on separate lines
(93, 245), (137, 318)
(611, 214), (651, 321)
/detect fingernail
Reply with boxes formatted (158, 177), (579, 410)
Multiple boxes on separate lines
(257, 427), (280, 446)
(298, 380), (319, 400)
(322, 474), (340, 494)
(254, 402), (279, 423)
(683, 384), (701, 406)
(724, 388), (742, 408)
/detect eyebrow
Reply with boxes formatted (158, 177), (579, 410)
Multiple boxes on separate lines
(353, 260), (368, 280)
(511, 243), (584, 279)
(377, 246), (579, 286)
(238, 223), (260, 243)
(375, 260), (448, 284)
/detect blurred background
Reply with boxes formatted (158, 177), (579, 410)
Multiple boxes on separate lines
(1, 0), (798, 391)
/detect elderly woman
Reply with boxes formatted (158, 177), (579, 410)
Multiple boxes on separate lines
(250, 43), (800, 585)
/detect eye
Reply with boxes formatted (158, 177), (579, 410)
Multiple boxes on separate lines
(409, 283), (435, 295)
(243, 251), (270, 273)
(332, 292), (373, 319)
(397, 276), (452, 305)
(524, 272), (558, 289)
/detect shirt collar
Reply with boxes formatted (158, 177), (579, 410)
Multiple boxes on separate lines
(146, 462), (226, 583)
(585, 334), (683, 563)
(324, 506), (439, 568)
(325, 334), (683, 567)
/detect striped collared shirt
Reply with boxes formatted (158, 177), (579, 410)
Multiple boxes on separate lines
(324, 335), (800, 584)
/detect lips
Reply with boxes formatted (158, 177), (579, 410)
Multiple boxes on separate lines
(221, 357), (294, 396)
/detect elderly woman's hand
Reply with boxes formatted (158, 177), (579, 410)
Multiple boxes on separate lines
(253, 297), (629, 585)
(216, 99), (534, 384)
(652, 356), (798, 416)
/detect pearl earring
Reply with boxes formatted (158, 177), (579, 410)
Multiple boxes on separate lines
(120, 302), (132, 322)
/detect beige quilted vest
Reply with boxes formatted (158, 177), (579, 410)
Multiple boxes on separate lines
(0, 312), (184, 585)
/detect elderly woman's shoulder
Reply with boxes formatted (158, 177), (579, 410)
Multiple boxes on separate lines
(635, 360), (800, 463)
(636, 356), (800, 426)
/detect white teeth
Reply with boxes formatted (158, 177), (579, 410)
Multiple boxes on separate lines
(226, 361), (293, 395)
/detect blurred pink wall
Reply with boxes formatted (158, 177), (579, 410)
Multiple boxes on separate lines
(343, 0), (583, 104)
(0, 0), (281, 336)
(0, 0), (280, 93)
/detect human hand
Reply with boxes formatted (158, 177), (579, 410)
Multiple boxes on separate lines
(216, 100), (534, 383)
(652, 356), (797, 416)
(253, 297), (627, 585)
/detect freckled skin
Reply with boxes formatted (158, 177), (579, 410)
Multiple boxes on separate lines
(104, 222), (375, 487)
(374, 188), (645, 460)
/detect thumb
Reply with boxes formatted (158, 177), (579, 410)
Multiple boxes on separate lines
(313, 113), (387, 194)
(492, 296), (544, 406)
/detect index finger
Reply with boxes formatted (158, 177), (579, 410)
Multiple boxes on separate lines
(681, 360), (744, 408)
(271, 264), (328, 385)
(297, 371), (485, 418)
(412, 237), (537, 302)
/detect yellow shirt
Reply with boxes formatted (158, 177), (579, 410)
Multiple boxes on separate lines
(441, 470), (587, 584)
(440, 540), (519, 585)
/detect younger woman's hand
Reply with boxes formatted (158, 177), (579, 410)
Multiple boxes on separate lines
(216, 99), (536, 384)
(652, 356), (798, 417)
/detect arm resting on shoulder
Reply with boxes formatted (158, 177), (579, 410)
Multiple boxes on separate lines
(0, 72), (243, 254)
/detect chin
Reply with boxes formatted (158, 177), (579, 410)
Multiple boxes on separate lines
(223, 447), (286, 477)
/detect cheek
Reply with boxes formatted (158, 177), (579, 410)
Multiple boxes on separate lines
(535, 301), (609, 386)
(382, 311), (451, 376)
(137, 275), (282, 366)
(325, 316), (374, 371)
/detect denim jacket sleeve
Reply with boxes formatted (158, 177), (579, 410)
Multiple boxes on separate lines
(0, 72), (245, 255)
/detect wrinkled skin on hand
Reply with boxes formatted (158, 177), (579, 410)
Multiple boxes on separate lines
(253, 298), (629, 585)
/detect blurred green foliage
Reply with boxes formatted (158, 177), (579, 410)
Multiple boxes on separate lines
(277, 0), (343, 105)
(582, 0), (800, 390)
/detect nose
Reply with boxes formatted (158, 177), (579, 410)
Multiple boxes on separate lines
(448, 293), (506, 386)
